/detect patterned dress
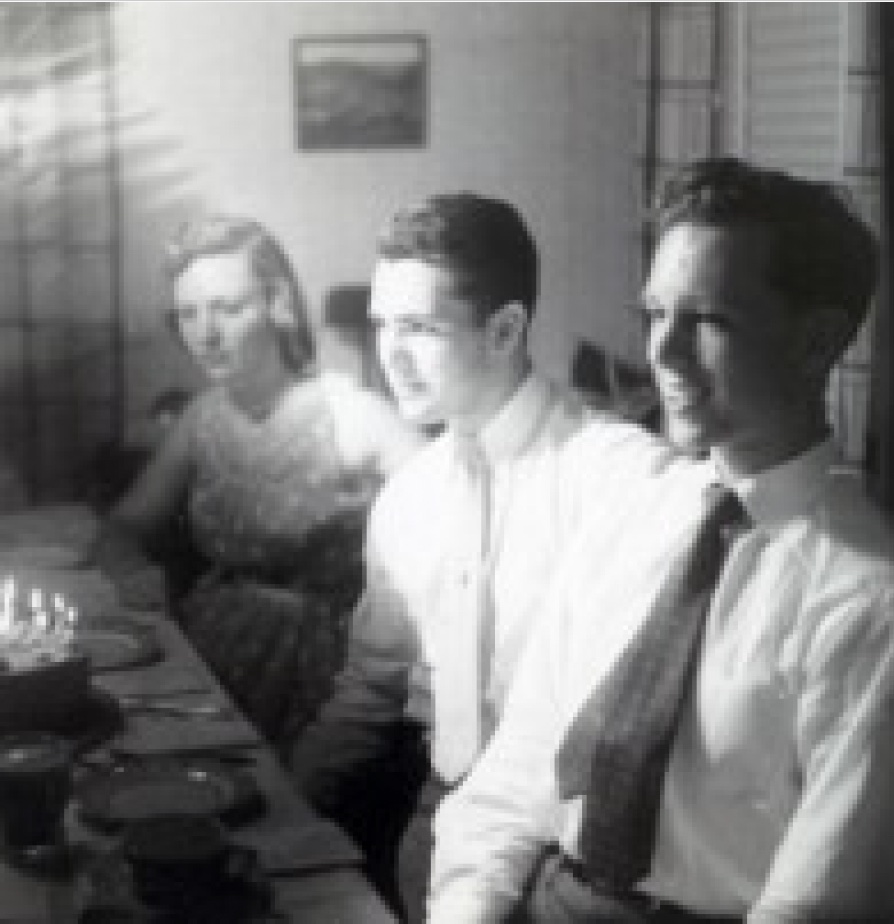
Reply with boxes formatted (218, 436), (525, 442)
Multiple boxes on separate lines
(177, 371), (417, 747)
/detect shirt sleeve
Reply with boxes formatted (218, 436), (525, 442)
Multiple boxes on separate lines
(750, 587), (894, 923)
(313, 499), (420, 727)
(288, 495), (420, 796)
(427, 575), (571, 923)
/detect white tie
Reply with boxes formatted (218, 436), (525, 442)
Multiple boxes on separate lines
(432, 437), (494, 783)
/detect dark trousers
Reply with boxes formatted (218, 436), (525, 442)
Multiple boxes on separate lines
(396, 774), (452, 923)
(508, 849), (740, 924)
(288, 718), (429, 920)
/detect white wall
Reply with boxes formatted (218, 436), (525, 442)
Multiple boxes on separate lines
(112, 2), (641, 414)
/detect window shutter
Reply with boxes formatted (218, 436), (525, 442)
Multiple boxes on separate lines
(736, 3), (882, 472)
(737, 3), (846, 179)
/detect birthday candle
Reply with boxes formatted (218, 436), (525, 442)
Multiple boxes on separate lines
(52, 594), (66, 632)
(0, 579), (12, 634)
(29, 589), (41, 629)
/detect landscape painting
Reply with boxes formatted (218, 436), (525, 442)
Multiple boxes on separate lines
(293, 35), (427, 150)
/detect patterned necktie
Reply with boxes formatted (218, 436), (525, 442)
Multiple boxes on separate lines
(555, 484), (749, 893)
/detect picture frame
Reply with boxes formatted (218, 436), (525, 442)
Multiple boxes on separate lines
(292, 34), (428, 150)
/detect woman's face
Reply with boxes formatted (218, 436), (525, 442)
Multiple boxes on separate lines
(171, 250), (283, 383)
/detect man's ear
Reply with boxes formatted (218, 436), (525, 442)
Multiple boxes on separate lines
(487, 302), (528, 356)
(790, 306), (854, 384)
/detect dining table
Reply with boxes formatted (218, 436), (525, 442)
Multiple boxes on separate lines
(0, 504), (399, 924)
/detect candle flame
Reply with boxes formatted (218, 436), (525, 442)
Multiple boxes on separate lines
(0, 578), (76, 648)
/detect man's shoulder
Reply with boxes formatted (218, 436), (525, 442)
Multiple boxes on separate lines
(788, 478), (894, 677)
(370, 431), (452, 516)
(534, 378), (657, 451)
(816, 474), (894, 586)
(539, 378), (591, 427)
(562, 410), (692, 479)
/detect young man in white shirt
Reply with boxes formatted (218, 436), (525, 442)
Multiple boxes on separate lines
(288, 192), (677, 919)
(429, 159), (894, 923)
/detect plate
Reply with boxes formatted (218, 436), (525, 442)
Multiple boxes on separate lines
(71, 620), (162, 672)
(78, 757), (265, 830)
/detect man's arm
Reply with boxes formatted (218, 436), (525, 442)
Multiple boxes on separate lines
(427, 576), (573, 923)
(750, 589), (894, 923)
(287, 511), (420, 801)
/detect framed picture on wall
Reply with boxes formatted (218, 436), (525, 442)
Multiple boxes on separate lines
(292, 34), (428, 150)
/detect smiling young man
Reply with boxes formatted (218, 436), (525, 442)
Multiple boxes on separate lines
(288, 193), (676, 920)
(428, 160), (894, 924)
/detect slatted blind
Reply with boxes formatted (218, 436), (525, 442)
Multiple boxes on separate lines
(736, 2), (880, 470)
(738, 3), (846, 178)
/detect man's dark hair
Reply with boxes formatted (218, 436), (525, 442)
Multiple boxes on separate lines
(653, 157), (879, 339)
(376, 192), (539, 321)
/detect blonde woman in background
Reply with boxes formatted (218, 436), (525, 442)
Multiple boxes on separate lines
(100, 214), (423, 744)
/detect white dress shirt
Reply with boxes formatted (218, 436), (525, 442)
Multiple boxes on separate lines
(429, 439), (894, 923)
(320, 372), (675, 783)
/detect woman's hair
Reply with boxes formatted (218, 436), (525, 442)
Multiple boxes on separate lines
(163, 214), (315, 372)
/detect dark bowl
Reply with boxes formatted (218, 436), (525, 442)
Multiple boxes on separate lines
(120, 813), (231, 905)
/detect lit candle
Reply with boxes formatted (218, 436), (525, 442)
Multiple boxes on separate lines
(0, 579), (12, 634)
(52, 594), (66, 632)
(31, 589), (49, 631)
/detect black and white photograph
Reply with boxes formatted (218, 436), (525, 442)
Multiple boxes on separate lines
(0, 2), (891, 922)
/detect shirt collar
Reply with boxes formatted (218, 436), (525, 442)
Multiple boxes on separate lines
(450, 372), (553, 467)
(710, 437), (839, 525)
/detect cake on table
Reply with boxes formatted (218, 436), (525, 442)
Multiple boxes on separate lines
(0, 579), (92, 734)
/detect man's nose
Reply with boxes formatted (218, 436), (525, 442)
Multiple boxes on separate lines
(375, 324), (409, 370)
(199, 308), (222, 346)
(648, 312), (693, 374)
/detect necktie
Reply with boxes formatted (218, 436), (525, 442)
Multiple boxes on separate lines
(433, 435), (495, 783)
(555, 484), (749, 892)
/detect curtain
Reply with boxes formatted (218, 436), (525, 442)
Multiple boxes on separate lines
(0, 2), (122, 501)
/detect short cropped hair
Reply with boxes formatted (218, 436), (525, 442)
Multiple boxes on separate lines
(652, 158), (879, 340)
(376, 192), (539, 321)
(163, 214), (315, 372)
